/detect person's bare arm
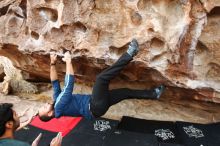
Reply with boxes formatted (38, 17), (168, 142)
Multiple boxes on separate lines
(50, 54), (58, 81)
(16, 108), (35, 131)
(62, 51), (74, 75)
(18, 107), (30, 118)
(16, 116), (34, 131)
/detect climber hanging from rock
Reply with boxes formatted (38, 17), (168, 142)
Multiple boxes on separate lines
(38, 39), (165, 121)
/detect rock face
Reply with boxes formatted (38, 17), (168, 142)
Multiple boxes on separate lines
(0, 0), (219, 102)
(0, 56), (38, 94)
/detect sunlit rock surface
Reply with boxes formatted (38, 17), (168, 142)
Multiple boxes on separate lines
(0, 0), (219, 103)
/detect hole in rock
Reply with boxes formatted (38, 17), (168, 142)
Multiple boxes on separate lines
(195, 41), (209, 55)
(0, 72), (6, 82)
(109, 42), (130, 56)
(38, 7), (58, 22)
(31, 31), (40, 40)
(208, 6), (220, 17)
(19, 0), (27, 18)
(131, 12), (142, 25)
(148, 28), (154, 33)
(2, 44), (18, 50)
(74, 21), (87, 33)
(0, 4), (10, 17)
(150, 37), (165, 48)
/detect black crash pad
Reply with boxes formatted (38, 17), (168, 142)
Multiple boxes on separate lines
(103, 129), (158, 146)
(15, 117), (120, 146)
(118, 116), (183, 146)
(63, 118), (119, 146)
(176, 121), (220, 146)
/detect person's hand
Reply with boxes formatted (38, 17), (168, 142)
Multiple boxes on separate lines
(21, 108), (36, 125)
(32, 133), (42, 146)
(62, 51), (72, 63)
(25, 115), (35, 124)
(21, 116), (33, 126)
(50, 132), (62, 146)
(50, 52), (57, 64)
(16, 112), (35, 131)
(18, 107), (30, 118)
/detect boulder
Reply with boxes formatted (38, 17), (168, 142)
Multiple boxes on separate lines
(0, 0), (219, 102)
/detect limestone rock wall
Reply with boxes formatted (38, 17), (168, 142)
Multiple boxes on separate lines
(0, 56), (38, 94)
(0, 0), (219, 102)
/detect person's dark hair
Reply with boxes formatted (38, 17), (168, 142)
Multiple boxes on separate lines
(38, 102), (55, 122)
(0, 103), (14, 136)
(38, 114), (54, 122)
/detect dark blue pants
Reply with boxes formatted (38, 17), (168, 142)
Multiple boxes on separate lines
(90, 53), (156, 117)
